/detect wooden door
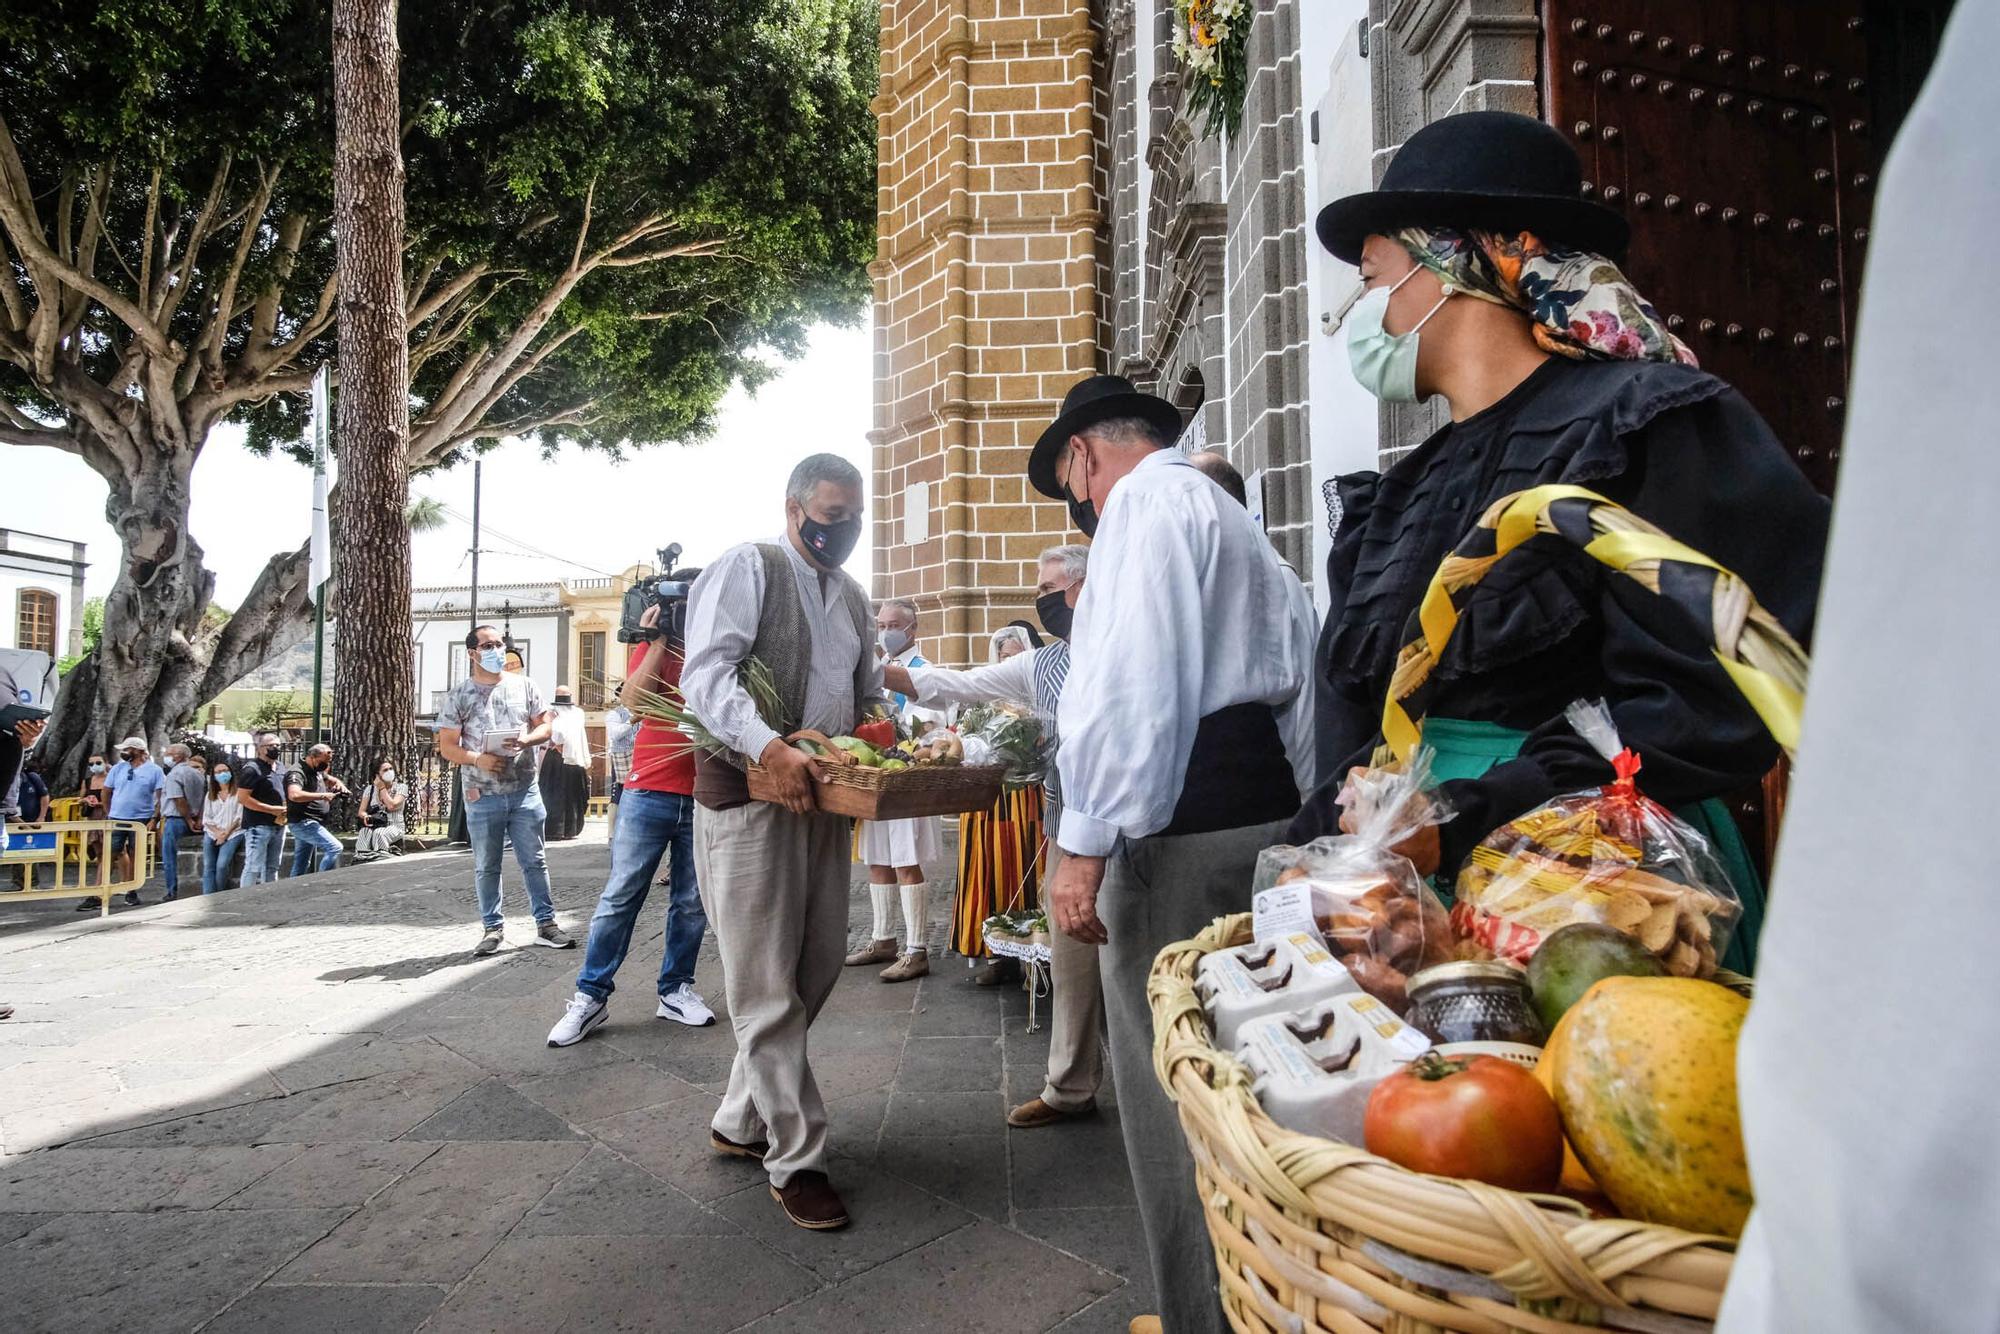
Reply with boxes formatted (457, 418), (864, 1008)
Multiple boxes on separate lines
(1544, 0), (1950, 494)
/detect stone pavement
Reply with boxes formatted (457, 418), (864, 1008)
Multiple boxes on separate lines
(0, 833), (1152, 1333)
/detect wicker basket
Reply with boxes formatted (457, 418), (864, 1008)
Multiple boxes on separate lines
(1151, 912), (1736, 1333)
(746, 760), (1007, 819)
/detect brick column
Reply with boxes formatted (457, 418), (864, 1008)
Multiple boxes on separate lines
(871, 0), (1102, 665)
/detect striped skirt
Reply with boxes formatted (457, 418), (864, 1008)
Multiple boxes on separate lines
(951, 785), (1046, 957)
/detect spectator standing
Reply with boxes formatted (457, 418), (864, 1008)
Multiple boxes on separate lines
(546, 602), (714, 1047)
(540, 685), (593, 841)
(15, 758), (48, 824)
(436, 624), (573, 955)
(201, 764), (245, 892)
(235, 732), (290, 885)
(104, 736), (167, 905)
(847, 598), (945, 983)
(73, 751), (109, 909)
(159, 744), (207, 901)
(604, 689), (636, 841)
(286, 743), (348, 876)
(353, 759), (407, 860)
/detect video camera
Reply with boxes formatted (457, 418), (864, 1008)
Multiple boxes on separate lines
(617, 543), (702, 645)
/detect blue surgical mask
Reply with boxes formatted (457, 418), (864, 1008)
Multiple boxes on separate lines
(1345, 266), (1453, 403)
(478, 647), (506, 673)
(215, 770), (232, 785)
(878, 628), (911, 659)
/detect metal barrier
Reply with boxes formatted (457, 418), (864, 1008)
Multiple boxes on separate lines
(1, 818), (155, 917)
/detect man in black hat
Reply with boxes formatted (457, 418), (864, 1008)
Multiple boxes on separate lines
(1031, 374), (1319, 1334)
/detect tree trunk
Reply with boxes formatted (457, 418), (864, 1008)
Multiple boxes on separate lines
(328, 0), (414, 807)
(40, 451), (316, 783)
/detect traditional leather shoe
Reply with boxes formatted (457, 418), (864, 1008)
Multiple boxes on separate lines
(1128, 1318), (1163, 1334)
(878, 950), (929, 983)
(973, 957), (1021, 987)
(844, 937), (897, 966)
(709, 1129), (769, 1161)
(1006, 1096), (1096, 1129)
(770, 1170), (850, 1230)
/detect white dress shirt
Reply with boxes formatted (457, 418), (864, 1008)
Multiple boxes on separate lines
(1055, 449), (1317, 857)
(1718, 12), (2000, 1330)
(907, 653), (1036, 713)
(683, 536), (883, 763)
(548, 706), (593, 766)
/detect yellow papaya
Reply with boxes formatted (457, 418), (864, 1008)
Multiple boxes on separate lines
(1544, 975), (1753, 1237)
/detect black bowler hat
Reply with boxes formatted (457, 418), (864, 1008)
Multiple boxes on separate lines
(1314, 111), (1629, 264)
(1028, 375), (1184, 500)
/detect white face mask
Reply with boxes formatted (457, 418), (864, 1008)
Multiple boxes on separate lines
(1345, 265), (1454, 403)
(380, 770), (396, 784)
(877, 628), (912, 658)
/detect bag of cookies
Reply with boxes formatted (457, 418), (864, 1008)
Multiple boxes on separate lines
(1252, 748), (1459, 1013)
(1452, 701), (1743, 976)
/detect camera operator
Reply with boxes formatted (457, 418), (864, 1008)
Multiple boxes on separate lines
(546, 577), (716, 1047)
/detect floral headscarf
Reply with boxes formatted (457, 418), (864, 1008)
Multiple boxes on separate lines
(1395, 227), (1697, 367)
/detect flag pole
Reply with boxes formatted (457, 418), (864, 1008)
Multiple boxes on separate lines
(310, 366), (332, 743)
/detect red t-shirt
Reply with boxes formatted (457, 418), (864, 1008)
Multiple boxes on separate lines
(626, 643), (697, 795)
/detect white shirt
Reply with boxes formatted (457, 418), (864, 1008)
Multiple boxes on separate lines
(1717, 12), (2000, 1331)
(1055, 449), (1318, 856)
(202, 792), (241, 842)
(885, 644), (948, 731)
(683, 536), (883, 763)
(548, 705), (592, 766)
(907, 653), (1037, 713)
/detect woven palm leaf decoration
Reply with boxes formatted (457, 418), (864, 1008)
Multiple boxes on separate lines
(1381, 484), (1810, 763)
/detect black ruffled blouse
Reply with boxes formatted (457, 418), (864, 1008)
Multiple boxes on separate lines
(1295, 356), (1832, 872)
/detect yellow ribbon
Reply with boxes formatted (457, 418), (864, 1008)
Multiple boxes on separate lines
(1382, 486), (1807, 762)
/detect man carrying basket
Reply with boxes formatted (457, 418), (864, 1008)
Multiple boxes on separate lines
(1032, 376), (1319, 1334)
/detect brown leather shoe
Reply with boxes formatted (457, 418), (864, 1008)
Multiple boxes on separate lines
(770, 1170), (850, 1230)
(1006, 1096), (1096, 1129)
(878, 950), (929, 983)
(1128, 1318), (1163, 1334)
(844, 937), (897, 966)
(972, 957), (1021, 987)
(709, 1129), (769, 1161)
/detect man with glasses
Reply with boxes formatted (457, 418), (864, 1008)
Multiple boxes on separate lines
(104, 735), (167, 904)
(235, 731), (290, 884)
(437, 624), (574, 955)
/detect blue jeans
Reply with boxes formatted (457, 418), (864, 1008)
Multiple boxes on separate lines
(465, 784), (555, 930)
(576, 788), (705, 1002)
(240, 825), (285, 885)
(160, 816), (193, 898)
(203, 832), (244, 893)
(290, 819), (341, 876)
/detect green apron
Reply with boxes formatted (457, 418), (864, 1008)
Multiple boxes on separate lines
(1422, 716), (1763, 974)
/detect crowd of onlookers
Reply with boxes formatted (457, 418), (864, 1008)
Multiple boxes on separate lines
(1, 730), (409, 906)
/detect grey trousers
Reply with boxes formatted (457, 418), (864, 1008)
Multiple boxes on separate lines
(694, 800), (852, 1187)
(1099, 817), (1290, 1334)
(1038, 837), (1105, 1112)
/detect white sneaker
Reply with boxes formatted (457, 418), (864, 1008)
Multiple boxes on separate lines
(656, 983), (715, 1028)
(546, 991), (609, 1047)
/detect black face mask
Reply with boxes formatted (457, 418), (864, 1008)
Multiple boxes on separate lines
(1067, 494), (1098, 538)
(798, 513), (862, 568)
(261, 746), (280, 760)
(1035, 590), (1074, 642)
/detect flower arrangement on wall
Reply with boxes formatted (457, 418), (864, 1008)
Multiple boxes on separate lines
(1172, 0), (1252, 138)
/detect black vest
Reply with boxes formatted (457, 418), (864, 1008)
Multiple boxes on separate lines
(1160, 702), (1299, 836)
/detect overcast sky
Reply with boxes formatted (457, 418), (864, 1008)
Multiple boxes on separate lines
(3, 321), (874, 606)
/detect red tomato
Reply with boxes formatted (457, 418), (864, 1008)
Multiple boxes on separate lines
(1363, 1053), (1564, 1192)
(853, 719), (898, 749)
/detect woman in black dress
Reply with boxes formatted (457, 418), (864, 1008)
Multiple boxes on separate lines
(1296, 112), (1830, 969)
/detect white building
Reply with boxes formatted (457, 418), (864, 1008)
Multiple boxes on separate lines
(0, 527), (87, 659)
(411, 581), (567, 718)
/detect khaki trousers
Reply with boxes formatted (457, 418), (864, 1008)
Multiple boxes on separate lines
(1099, 817), (1290, 1334)
(694, 800), (852, 1187)
(1037, 819), (1105, 1112)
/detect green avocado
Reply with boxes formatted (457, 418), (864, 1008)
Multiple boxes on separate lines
(828, 736), (882, 767)
(1526, 923), (1667, 1031)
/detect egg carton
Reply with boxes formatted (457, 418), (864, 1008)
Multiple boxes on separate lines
(1195, 931), (1360, 1052)
(1238, 992), (1433, 1146)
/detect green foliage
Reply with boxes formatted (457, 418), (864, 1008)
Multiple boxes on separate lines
(245, 692), (301, 731)
(0, 0), (878, 465)
(57, 596), (105, 675)
(406, 495), (447, 532)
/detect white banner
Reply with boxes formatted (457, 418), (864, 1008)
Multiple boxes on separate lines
(309, 364), (332, 590)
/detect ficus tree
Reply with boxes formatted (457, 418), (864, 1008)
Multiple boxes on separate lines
(0, 0), (877, 776)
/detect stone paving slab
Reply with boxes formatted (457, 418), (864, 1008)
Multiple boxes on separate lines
(0, 837), (1156, 1332)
